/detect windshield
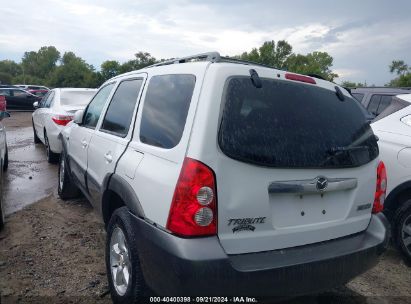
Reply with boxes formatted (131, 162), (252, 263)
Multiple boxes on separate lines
(60, 90), (96, 106)
(218, 77), (379, 168)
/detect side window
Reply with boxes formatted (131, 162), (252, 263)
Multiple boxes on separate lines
(13, 90), (28, 97)
(44, 91), (55, 108)
(140, 74), (196, 149)
(100, 79), (143, 137)
(377, 95), (393, 115)
(367, 95), (381, 115)
(0, 89), (10, 96)
(352, 93), (364, 102)
(40, 92), (50, 107)
(83, 83), (115, 129)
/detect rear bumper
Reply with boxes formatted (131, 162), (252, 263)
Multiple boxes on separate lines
(131, 213), (389, 296)
(46, 124), (63, 153)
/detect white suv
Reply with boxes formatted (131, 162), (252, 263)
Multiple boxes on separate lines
(58, 53), (389, 301)
(372, 94), (411, 264)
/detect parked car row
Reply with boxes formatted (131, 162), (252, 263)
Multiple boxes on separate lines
(0, 87), (43, 110)
(0, 84), (50, 110)
(1, 54), (411, 301)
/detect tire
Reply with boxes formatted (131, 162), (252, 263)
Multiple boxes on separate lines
(394, 199), (411, 266)
(3, 145), (8, 172)
(106, 207), (150, 304)
(0, 161), (4, 230)
(33, 121), (41, 144)
(44, 131), (59, 163)
(58, 151), (80, 200)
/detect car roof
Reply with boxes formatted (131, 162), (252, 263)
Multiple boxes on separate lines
(106, 52), (345, 96)
(396, 94), (411, 103)
(15, 84), (47, 86)
(351, 87), (411, 94)
(55, 88), (97, 92)
(0, 87), (26, 90)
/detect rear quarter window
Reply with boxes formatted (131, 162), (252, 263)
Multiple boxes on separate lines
(140, 74), (196, 149)
(60, 91), (96, 106)
(219, 77), (378, 168)
(352, 93), (364, 102)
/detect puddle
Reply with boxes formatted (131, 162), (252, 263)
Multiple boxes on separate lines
(3, 126), (58, 215)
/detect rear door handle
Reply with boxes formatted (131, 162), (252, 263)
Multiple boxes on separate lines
(104, 152), (113, 163)
(81, 139), (88, 148)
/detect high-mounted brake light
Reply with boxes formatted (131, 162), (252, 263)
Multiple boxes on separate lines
(166, 157), (217, 237)
(52, 115), (74, 126)
(373, 161), (387, 214)
(285, 73), (316, 84)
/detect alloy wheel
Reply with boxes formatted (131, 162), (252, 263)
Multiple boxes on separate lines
(109, 226), (131, 296)
(45, 135), (49, 157)
(59, 157), (65, 190)
(402, 214), (411, 256)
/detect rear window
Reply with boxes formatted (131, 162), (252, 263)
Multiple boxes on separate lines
(140, 74), (196, 149)
(219, 77), (378, 168)
(60, 90), (96, 106)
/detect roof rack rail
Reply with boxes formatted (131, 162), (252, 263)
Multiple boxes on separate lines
(218, 56), (276, 69)
(148, 51), (279, 69)
(149, 52), (221, 67)
(353, 86), (411, 90)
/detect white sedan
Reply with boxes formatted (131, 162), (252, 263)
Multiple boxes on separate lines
(372, 93), (411, 264)
(32, 88), (97, 163)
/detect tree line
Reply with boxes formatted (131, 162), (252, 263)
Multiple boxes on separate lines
(341, 60), (411, 88)
(0, 41), (409, 88)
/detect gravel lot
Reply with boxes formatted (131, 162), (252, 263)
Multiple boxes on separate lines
(0, 112), (410, 303)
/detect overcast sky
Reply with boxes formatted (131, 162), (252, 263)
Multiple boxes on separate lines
(1, 0), (410, 85)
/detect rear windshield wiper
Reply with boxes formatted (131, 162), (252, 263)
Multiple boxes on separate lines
(321, 145), (371, 166)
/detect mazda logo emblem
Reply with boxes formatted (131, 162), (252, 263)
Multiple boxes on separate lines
(316, 177), (328, 191)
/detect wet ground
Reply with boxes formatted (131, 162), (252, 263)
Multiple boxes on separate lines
(3, 112), (57, 215)
(0, 112), (410, 303)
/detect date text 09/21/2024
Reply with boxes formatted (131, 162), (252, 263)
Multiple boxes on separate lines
(149, 297), (258, 303)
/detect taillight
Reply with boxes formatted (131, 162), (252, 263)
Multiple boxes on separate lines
(166, 157), (217, 237)
(285, 73), (316, 84)
(52, 115), (73, 126)
(373, 161), (387, 214)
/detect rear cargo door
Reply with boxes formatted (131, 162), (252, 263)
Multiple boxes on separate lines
(216, 75), (379, 254)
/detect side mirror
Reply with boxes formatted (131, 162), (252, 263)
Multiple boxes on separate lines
(33, 101), (39, 109)
(73, 109), (84, 124)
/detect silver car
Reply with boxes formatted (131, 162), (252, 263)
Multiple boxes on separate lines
(0, 95), (10, 229)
